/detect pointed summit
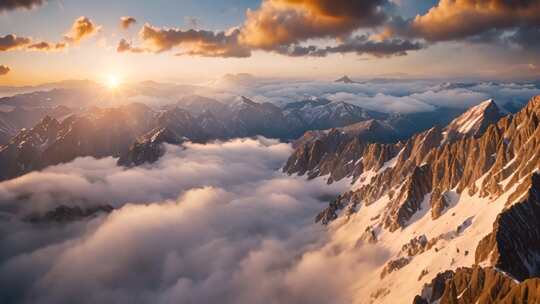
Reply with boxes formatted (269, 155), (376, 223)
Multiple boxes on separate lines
(444, 99), (503, 138)
(335, 75), (356, 84)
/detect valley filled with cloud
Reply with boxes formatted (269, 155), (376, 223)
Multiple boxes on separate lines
(0, 138), (386, 304)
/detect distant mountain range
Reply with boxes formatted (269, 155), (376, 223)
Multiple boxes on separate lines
(0, 92), (467, 178)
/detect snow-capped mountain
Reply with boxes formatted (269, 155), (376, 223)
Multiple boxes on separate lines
(283, 98), (387, 132)
(0, 103), (156, 180)
(442, 99), (504, 141)
(284, 99), (505, 182)
(0, 105), (72, 145)
(285, 95), (540, 303)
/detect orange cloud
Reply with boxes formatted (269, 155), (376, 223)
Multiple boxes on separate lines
(409, 0), (540, 41)
(64, 16), (101, 43)
(120, 16), (137, 30)
(239, 0), (390, 49)
(0, 65), (10, 75)
(136, 24), (251, 58)
(115, 0), (427, 59)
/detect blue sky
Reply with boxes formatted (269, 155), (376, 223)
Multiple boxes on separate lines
(0, 0), (538, 85)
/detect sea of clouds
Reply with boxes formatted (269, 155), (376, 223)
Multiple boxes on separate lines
(0, 138), (388, 304)
(218, 78), (540, 113)
(124, 76), (540, 114)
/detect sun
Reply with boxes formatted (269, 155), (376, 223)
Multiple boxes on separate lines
(106, 74), (121, 89)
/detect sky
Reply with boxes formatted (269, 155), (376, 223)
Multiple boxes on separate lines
(0, 0), (539, 85)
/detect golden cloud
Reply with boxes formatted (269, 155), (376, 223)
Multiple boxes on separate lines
(409, 0), (540, 41)
(64, 16), (101, 43)
(0, 65), (10, 75)
(134, 24), (251, 58)
(239, 0), (390, 49)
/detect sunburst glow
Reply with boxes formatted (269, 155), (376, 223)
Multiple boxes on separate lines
(106, 74), (121, 89)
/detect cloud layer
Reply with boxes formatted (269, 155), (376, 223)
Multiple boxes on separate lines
(202, 77), (540, 113)
(0, 138), (387, 304)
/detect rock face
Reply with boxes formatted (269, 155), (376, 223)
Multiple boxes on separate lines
(335, 75), (357, 83)
(284, 100), (505, 185)
(0, 96), (426, 179)
(401, 235), (429, 257)
(117, 127), (186, 167)
(414, 266), (540, 304)
(23, 205), (114, 223)
(383, 164), (432, 232)
(284, 122), (402, 182)
(0, 105), (73, 145)
(300, 96), (540, 303)
(308, 97), (540, 231)
(381, 257), (411, 279)
(0, 103), (156, 180)
(475, 173), (540, 281)
(443, 99), (504, 141)
(282, 99), (388, 133)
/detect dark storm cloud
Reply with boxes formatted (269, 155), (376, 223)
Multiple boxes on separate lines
(0, 0), (45, 12)
(0, 65), (10, 75)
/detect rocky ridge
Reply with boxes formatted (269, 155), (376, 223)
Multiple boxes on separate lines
(287, 96), (540, 303)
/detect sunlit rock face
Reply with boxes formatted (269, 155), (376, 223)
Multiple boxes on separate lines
(285, 95), (540, 302)
(301, 97), (540, 229)
(414, 266), (540, 304)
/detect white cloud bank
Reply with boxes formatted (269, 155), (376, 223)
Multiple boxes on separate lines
(200, 77), (540, 113)
(0, 138), (388, 304)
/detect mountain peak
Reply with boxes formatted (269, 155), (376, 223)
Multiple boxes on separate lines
(240, 96), (258, 106)
(335, 75), (356, 84)
(443, 98), (503, 138)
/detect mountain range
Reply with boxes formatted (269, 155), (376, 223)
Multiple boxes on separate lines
(0, 93), (465, 178)
(285, 96), (540, 303)
(2, 79), (540, 303)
